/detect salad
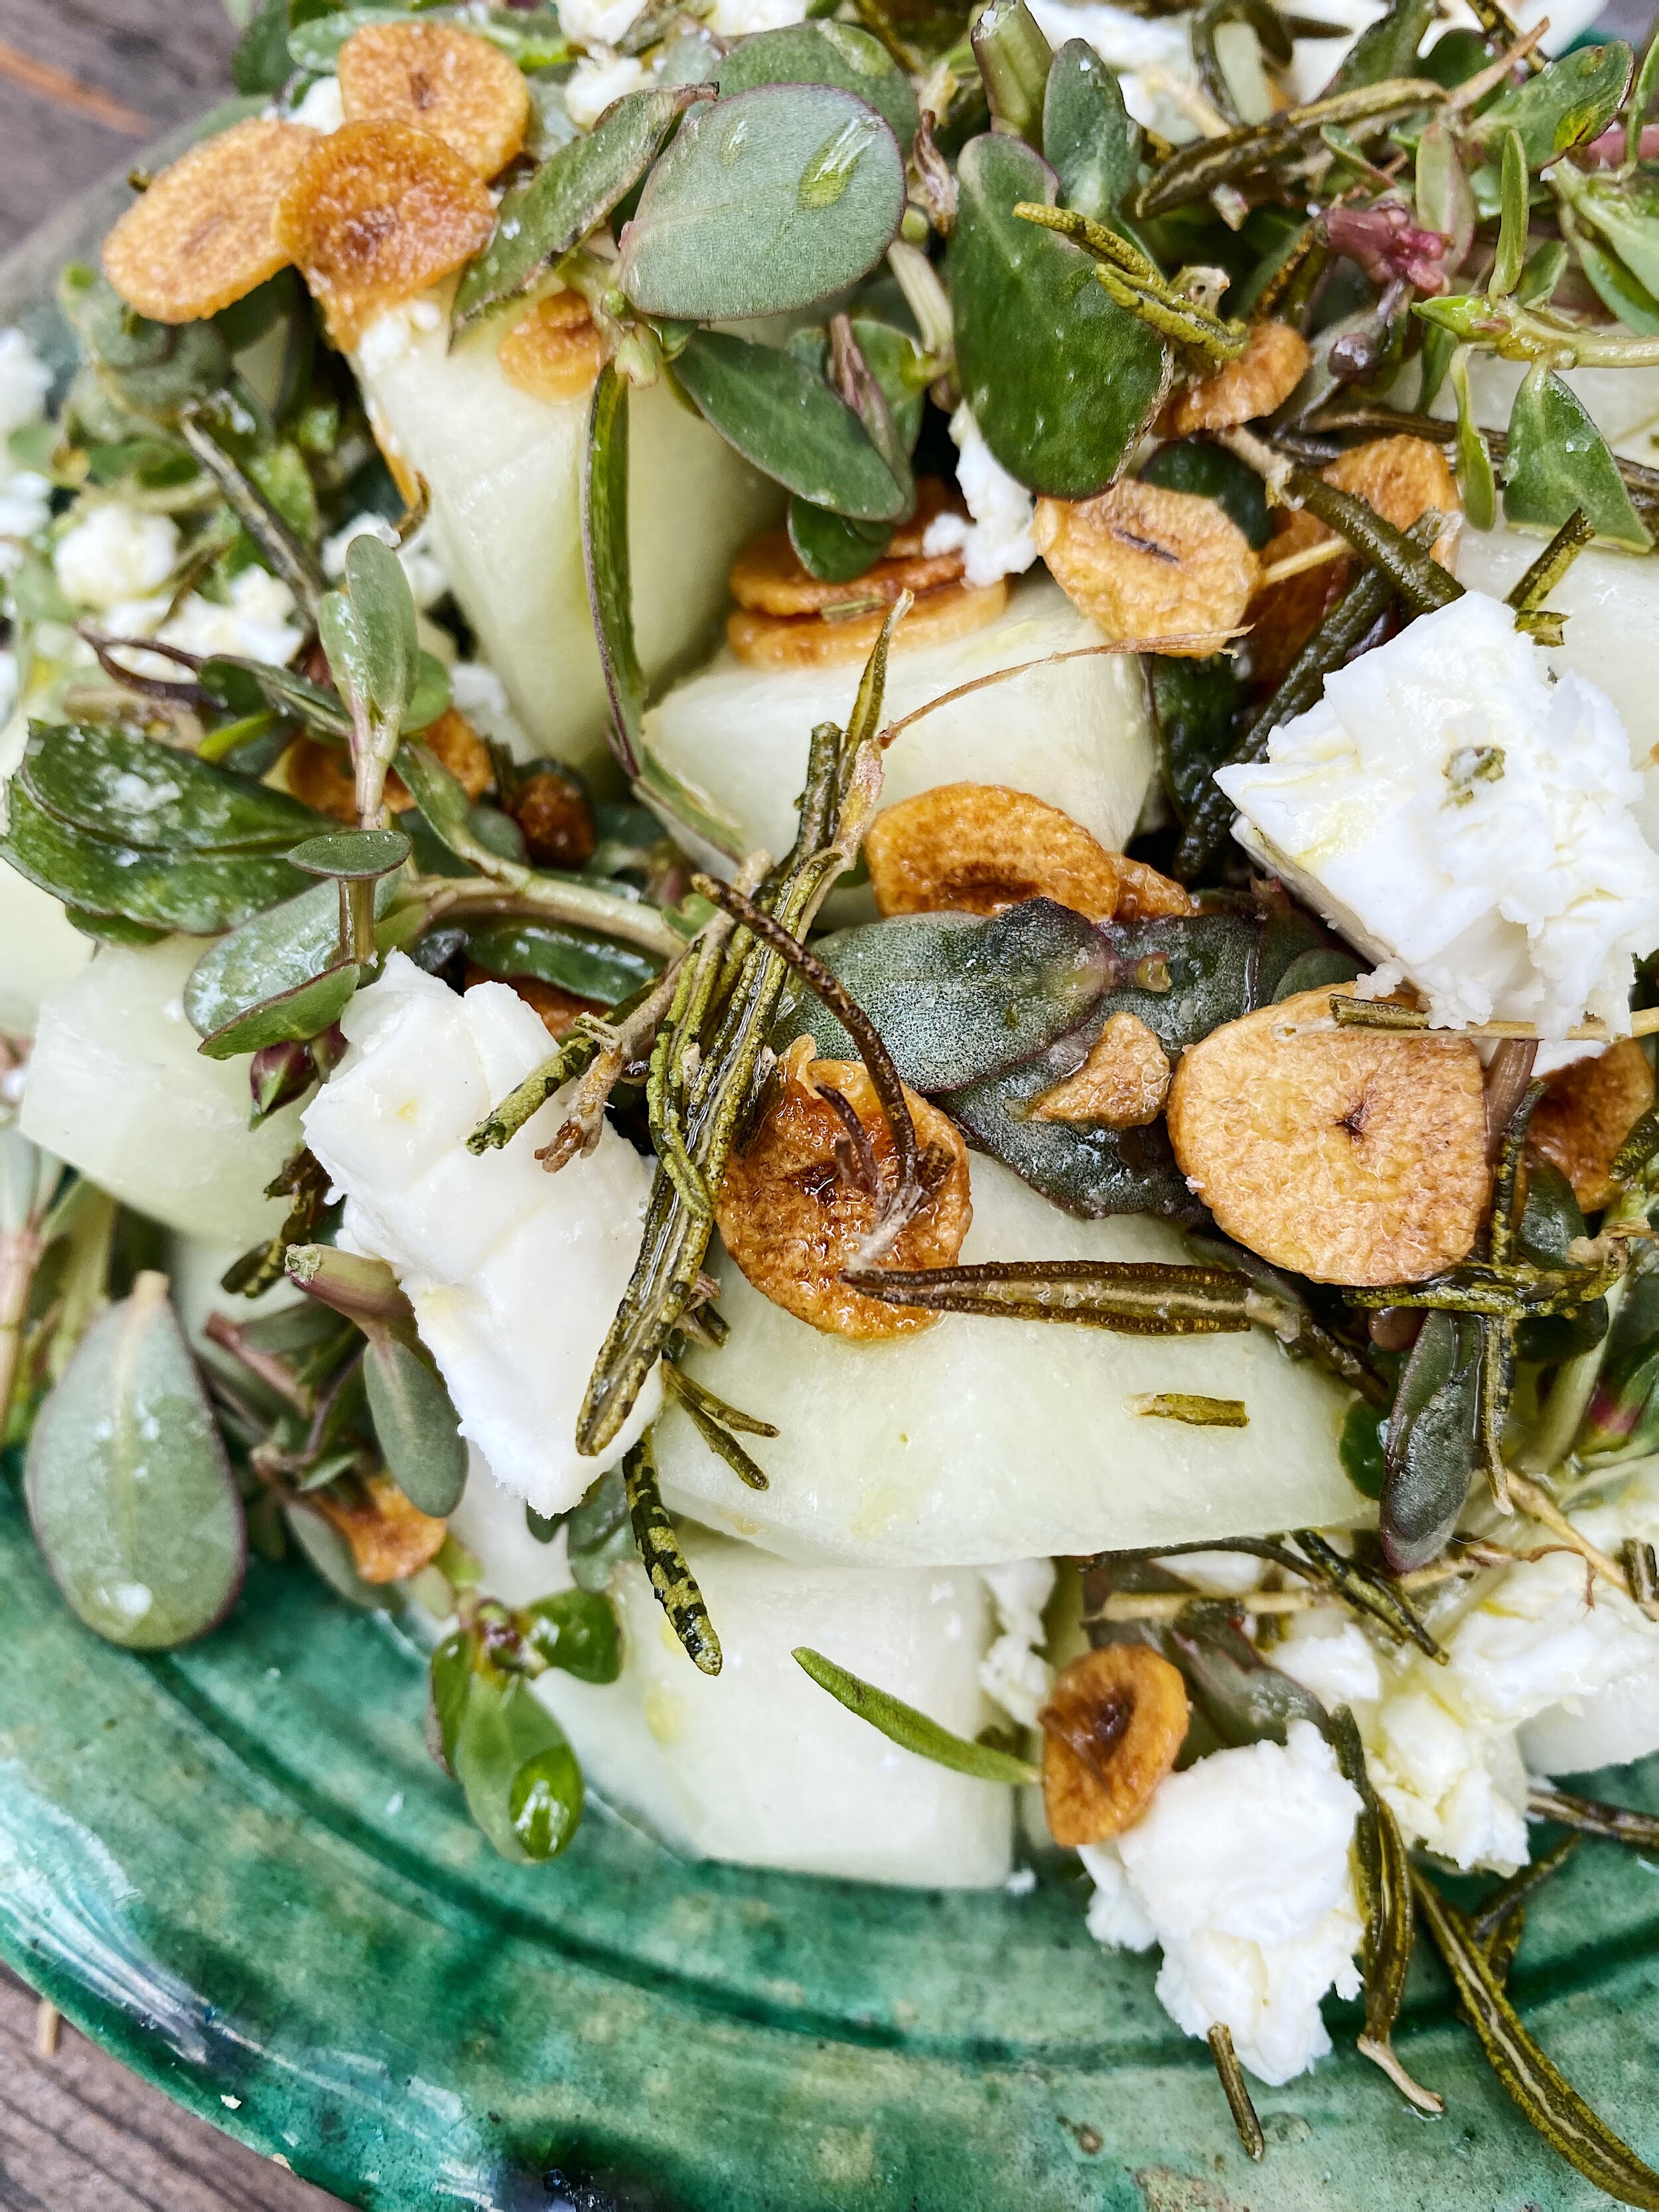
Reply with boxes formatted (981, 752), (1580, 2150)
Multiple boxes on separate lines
(7, 0), (1659, 2189)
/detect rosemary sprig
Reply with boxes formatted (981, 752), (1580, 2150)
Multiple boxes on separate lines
(1283, 475), (1461, 617)
(1506, 506), (1592, 640)
(1128, 1392), (1248, 1425)
(1469, 1834), (1581, 1966)
(1206, 2024), (1265, 2161)
(792, 1646), (1040, 1785)
(466, 1036), (595, 1154)
(1012, 203), (1248, 362)
(1528, 1785), (1659, 1852)
(1135, 78), (1445, 217)
(1411, 1866), (1659, 2209)
(661, 1359), (774, 1491)
(1327, 996), (1429, 1031)
(622, 1432), (721, 1674)
(836, 1258), (1263, 1333)
(179, 400), (326, 619)
(1293, 1530), (1444, 1660)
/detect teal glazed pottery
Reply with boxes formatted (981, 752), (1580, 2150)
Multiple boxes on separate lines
(4, 141), (1659, 2212)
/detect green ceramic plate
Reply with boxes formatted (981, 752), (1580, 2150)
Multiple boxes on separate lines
(5, 140), (1659, 2212)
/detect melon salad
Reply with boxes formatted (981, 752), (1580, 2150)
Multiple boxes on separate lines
(13, 0), (1659, 2181)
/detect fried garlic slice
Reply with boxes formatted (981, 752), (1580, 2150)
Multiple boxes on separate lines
(338, 20), (530, 179)
(497, 291), (608, 404)
(102, 119), (319, 324)
(1163, 319), (1311, 436)
(729, 482), (966, 617)
(716, 1051), (972, 1339)
(727, 579), (1006, 670)
(1041, 1645), (1189, 1846)
(1035, 480), (1259, 656)
(1530, 1039), (1656, 1211)
(275, 119), (495, 348)
(309, 1470), (448, 1583)
(1030, 1011), (1171, 1128)
(864, 781), (1189, 925)
(1165, 986), (1490, 1286)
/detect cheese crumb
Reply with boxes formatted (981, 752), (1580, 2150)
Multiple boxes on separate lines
(303, 955), (661, 1511)
(1218, 592), (1659, 1045)
(924, 405), (1039, 589)
(1083, 1720), (1363, 2085)
(54, 502), (180, 613)
(978, 1556), (1054, 1728)
(564, 52), (650, 131)
(323, 512), (449, 610)
(289, 74), (344, 133)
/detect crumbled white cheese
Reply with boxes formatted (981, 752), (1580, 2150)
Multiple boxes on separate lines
(1271, 1612), (1384, 1710)
(0, 471), (50, 575)
(289, 74), (344, 133)
(924, 405), (1039, 589)
(0, 327), (52, 438)
(1218, 593), (1659, 1045)
(53, 502), (180, 612)
(1523, 1461), (1659, 1773)
(556, 0), (651, 46)
(1151, 1548), (1265, 1597)
(564, 52), (650, 131)
(449, 659), (530, 757)
(704, 0), (810, 33)
(1023, 0), (1202, 135)
(1364, 1680), (1531, 1872)
(303, 955), (662, 1511)
(1084, 1721), (1364, 2085)
(978, 1557), (1055, 1728)
(323, 512), (449, 610)
(161, 566), (305, 666)
(353, 294), (447, 379)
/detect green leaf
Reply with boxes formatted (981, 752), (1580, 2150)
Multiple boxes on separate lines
(184, 873), (396, 1052)
(1626, 16), (1659, 164)
(787, 498), (891, 580)
(288, 828), (412, 880)
(1573, 227), (1659, 335)
(1382, 1309), (1480, 1572)
(198, 655), (353, 739)
(520, 1589), (622, 1683)
(65, 907), (169, 946)
(1148, 651), (1245, 822)
(1556, 165), (1659, 301)
(616, 85), (905, 322)
(363, 1330), (468, 1517)
(1516, 1160), (1607, 1363)
(234, 0), (295, 96)
(1162, 1611), (1331, 1746)
(0, 780), (309, 935)
(406, 651), (451, 735)
(1492, 129), (1528, 298)
(774, 901), (1116, 1088)
(344, 532), (418, 730)
(583, 362), (644, 780)
(715, 22), (919, 145)
(284, 1499), (391, 1608)
(1043, 39), (1140, 225)
(1340, 1399), (1389, 1499)
(455, 1668), (585, 1861)
(198, 960), (360, 1062)
(465, 919), (662, 1003)
(971, 0), (1052, 142)
(1504, 362), (1652, 552)
(1141, 437), (1269, 546)
(430, 1628), (471, 1772)
(949, 132), (1167, 497)
(565, 1468), (634, 1593)
(793, 1645), (1039, 1783)
(1469, 40), (1632, 165)
(453, 88), (706, 330)
(1414, 117), (1475, 270)
(394, 735), (477, 850)
(1323, 0), (1431, 96)
(25, 1272), (244, 1649)
(672, 330), (907, 519)
(1412, 1869), (1659, 2211)
(18, 721), (327, 854)
(1451, 347), (1496, 532)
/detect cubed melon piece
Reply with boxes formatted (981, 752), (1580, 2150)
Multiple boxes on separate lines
(656, 1154), (1364, 1565)
(0, 861), (91, 1034)
(450, 1469), (1013, 1885)
(20, 935), (303, 1243)
(642, 573), (1157, 863)
(354, 301), (780, 778)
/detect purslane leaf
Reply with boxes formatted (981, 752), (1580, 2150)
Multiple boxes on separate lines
(715, 21), (920, 145)
(1504, 363), (1652, 552)
(363, 1329), (469, 1518)
(19, 721), (327, 854)
(1469, 39), (1632, 165)
(583, 361), (646, 779)
(184, 873), (397, 1053)
(671, 329), (908, 518)
(1043, 39), (1139, 225)
(617, 84), (906, 322)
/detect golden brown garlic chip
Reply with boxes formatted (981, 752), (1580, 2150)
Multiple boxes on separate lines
(275, 119), (496, 349)
(1041, 1644), (1189, 1846)
(286, 704), (492, 822)
(1163, 319), (1311, 435)
(102, 119), (319, 325)
(1530, 1039), (1657, 1211)
(308, 1471), (448, 1582)
(1031, 1011), (1171, 1128)
(729, 480), (964, 617)
(717, 1052), (972, 1339)
(1034, 480), (1259, 656)
(864, 782), (1190, 926)
(1165, 986), (1490, 1286)
(338, 20), (530, 179)
(728, 580), (1006, 670)
(498, 291), (608, 404)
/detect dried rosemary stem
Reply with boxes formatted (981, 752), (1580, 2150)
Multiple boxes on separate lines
(1206, 2024), (1265, 2161)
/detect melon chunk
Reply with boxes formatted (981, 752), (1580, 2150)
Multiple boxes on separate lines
(642, 573), (1157, 864)
(20, 936), (303, 1244)
(0, 861), (90, 1035)
(353, 300), (779, 777)
(451, 1469), (1013, 1885)
(656, 1154), (1364, 1566)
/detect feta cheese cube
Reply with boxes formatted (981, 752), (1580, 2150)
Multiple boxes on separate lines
(922, 406), (1038, 589)
(54, 502), (180, 613)
(1217, 591), (1659, 1043)
(1083, 1720), (1364, 2085)
(303, 955), (660, 1510)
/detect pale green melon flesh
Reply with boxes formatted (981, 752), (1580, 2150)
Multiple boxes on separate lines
(656, 1155), (1366, 1566)
(20, 936), (304, 1244)
(642, 573), (1157, 863)
(449, 1469), (1013, 1887)
(355, 309), (780, 778)
(0, 861), (91, 1035)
